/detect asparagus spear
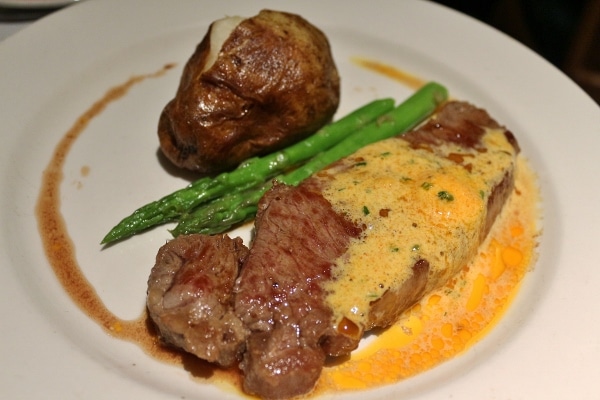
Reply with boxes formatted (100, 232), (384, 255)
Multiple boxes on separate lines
(102, 98), (395, 244)
(171, 81), (448, 236)
(170, 182), (267, 236)
(279, 82), (448, 185)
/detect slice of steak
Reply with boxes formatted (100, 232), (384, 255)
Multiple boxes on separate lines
(147, 234), (249, 367)
(234, 182), (362, 399)
(233, 101), (520, 398)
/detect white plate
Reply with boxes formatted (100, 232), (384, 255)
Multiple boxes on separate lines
(1, 0), (599, 399)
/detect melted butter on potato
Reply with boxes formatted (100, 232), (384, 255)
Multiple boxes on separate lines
(203, 16), (244, 73)
(320, 128), (517, 330)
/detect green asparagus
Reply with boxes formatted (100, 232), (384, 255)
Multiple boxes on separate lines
(170, 182), (268, 236)
(278, 82), (448, 186)
(101, 98), (395, 244)
(171, 82), (448, 236)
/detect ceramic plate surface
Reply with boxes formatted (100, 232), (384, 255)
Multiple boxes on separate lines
(1, 0), (599, 399)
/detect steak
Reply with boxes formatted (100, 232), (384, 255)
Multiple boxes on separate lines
(234, 181), (362, 398)
(147, 234), (249, 367)
(147, 101), (520, 399)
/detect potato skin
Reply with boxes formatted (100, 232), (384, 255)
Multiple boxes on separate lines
(158, 9), (341, 174)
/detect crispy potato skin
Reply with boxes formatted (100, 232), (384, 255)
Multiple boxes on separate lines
(158, 10), (341, 174)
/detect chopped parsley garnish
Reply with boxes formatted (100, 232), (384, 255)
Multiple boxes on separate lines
(437, 191), (454, 201)
(421, 182), (433, 190)
(362, 205), (370, 215)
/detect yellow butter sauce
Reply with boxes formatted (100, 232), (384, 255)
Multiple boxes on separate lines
(315, 155), (540, 393)
(321, 128), (517, 331)
(311, 59), (541, 393)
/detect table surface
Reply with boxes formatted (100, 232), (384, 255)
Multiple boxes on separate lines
(0, 4), (64, 42)
(0, 20), (28, 40)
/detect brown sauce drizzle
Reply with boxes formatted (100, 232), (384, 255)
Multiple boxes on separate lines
(352, 57), (426, 89)
(34, 64), (240, 388)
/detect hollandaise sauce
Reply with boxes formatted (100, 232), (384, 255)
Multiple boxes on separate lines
(315, 153), (539, 393)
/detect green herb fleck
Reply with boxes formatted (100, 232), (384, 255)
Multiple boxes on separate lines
(362, 205), (370, 216)
(380, 151), (391, 157)
(437, 191), (454, 201)
(354, 161), (367, 167)
(411, 244), (420, 252)
(421, 182), (433, 190)
(391, 246), (400, 252)
(479, 190), (485, 199)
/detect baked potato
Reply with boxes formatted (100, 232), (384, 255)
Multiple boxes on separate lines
(158, 10), (341, 174)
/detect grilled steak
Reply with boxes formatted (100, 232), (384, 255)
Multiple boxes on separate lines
(147, 101), (519, 399)
(234, 181), (363, 398)
(147, 234), (249, 367)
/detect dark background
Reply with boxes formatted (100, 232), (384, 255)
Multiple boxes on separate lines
(433, 0), (600, 103)
(2, 1), (598, 104)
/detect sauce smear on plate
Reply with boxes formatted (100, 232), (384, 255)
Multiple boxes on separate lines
(35, 63), (239, 380)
